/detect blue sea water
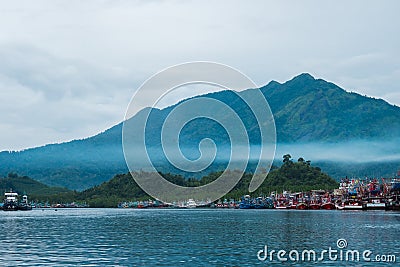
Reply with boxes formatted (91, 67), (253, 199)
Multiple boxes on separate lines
(0, 208), (399, 266)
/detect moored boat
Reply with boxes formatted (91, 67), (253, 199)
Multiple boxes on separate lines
(386, 195), (400, 210)
(363, 197), (386, 210)
(275, 198), (288, 209)
(309, 202), (321, 210)
(18, 194), (32, 211)
(3, 191), (19, 211)
(391, 178), (400, 192)
(321, 202), (336, 210)
(338, 199), (364, 210)
(186, 199), (197, 208)
(296, 202), (308, 210)
(239, 195), (253, 209)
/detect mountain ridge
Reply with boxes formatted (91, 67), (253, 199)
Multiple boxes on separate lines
(1, 73), (399, 190)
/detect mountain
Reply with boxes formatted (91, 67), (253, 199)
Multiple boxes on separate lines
(263, 73), (400, 142)
(1, 73), (399, 190)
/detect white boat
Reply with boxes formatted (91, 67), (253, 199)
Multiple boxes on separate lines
(364, 198), (386, 210)
(3, 191), (19, 211)
(336, 199), (364, 210)
(186, 199), (197, 208)
(344, 200), (364, 210)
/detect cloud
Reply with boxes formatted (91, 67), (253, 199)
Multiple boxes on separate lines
(0, 0), (399, 150)
(276, 140), (400, 163)
(0, 44), (135, 150)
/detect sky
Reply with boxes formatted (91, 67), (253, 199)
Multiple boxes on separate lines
(0, 0), (399, 151)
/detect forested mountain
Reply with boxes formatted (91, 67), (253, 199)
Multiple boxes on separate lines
(1, 73), (399, 190)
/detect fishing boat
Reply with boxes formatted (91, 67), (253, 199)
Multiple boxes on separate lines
(275, 197), (288, 209)
(336, 199), (364, 210)
(296, 202), (308, 210)
(287, 200), (297, 209)
(321, 197), (335, 210)
(186, 199), (197, 208)
(18, 194), (32, 211)
(137, 201), (146, 209)
(295, 194), (308, 210)
(386, 194), (400, 210)
(391, 178), (400, 192)
(2, 190), (19, 211)
(254, 197), (265, 209)
(239, 195), (253, 209)
(321, 202), (336, 210)
(309, 201), (321, 210)
(264, 197), (275, 209)
(363, 197), (386, 210)
(228, 199), (237, 209)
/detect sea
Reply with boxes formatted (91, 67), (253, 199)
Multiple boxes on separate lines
(0, 208), (398, 266)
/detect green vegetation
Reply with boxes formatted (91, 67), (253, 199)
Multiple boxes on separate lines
(1, 154), (334, 207)
(1, 155), (337, 208)
(256, 154), (338, 192)
(0, 173), (76, 203)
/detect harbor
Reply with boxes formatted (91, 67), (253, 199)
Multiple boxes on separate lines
(117, 177), (400, 211)
(5, 176), (400, 211)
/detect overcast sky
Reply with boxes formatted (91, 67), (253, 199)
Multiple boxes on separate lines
(0, 0), (399, 151)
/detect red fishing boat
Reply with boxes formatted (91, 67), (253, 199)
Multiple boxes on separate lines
(321, 202), (336, 210)
(296, 202), (308, 210)
(321, 197), (335, 210)
(309, 202), (321, 210)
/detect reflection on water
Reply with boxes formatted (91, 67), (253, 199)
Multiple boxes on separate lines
(0, 209), (399, 266)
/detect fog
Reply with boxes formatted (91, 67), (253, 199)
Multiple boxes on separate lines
(276, 140), (400, 163)
(164, 139), (400, 166)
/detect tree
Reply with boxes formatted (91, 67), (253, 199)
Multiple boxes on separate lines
(283, 154), (292, 164)
(298, 157), (305, 163)
(7, 172), (18, 179)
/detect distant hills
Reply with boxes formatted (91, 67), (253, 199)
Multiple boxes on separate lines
(1, 73), (399, 190)
(0, 173), (72, 199)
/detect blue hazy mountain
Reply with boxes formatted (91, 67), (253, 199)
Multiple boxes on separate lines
(1, 73), (399, 190)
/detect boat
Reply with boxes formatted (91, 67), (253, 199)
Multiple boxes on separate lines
(363, 197), (386, 210)
(137, 201), (146, 209)
(263, 197), (275, 209)
(228, 199), (238, 209)
(186, 199), (197, 208)
(239, 195), (253, 209)
(296, 202), (308, 210)
(215, 199), (223, 208)
(386, 194), (400, 210)
(253, 197), (265, 209)
(337, 199), (364, 210)
(18, 194), (32, 211)
(391, 178), (400, 192)
(309, 201), (321, 210)
(275, 197), (288, 209)
(321, 197), (335, 210)
(2, 190), (19, 211)
(321, 202), (336, 210)
(287, 200), (297, 209)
